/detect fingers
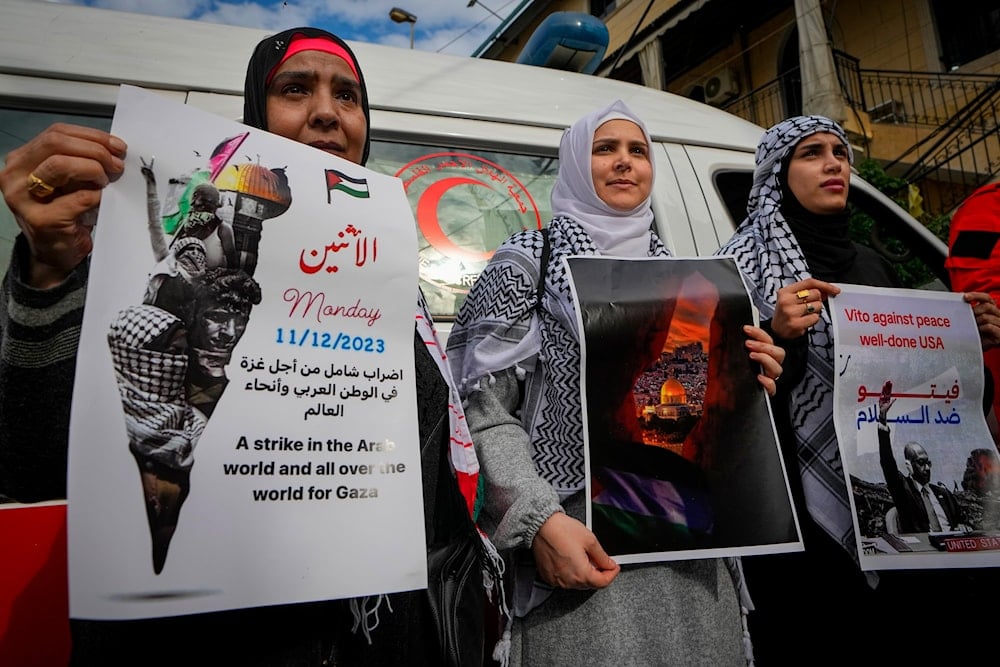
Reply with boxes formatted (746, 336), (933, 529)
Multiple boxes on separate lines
(581, 540), (620, 589)
(744, 325), (784, 363)
(963, 291), (994, 306)
(583, 538), (617, 572)
(4, 124), (126, 196)
(532, 513), (619, 590)
(967, 292), (1000, 319)
(582, 561), (620, 589)
(964, 293), (1000, 351)
(771, 279), (837, 339)
(798, 278), (841, 298)
(744, 325), (784, 396)
(781, 279), (840, 307)
(0, 124), (126, 285)
(977, 317), (1000, 352)
(741, 324), (774, 345)
(751, 351), (783, 380)
(757, 374), (777, 397)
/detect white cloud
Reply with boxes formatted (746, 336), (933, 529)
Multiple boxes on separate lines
(62, 0), (519, 55)
(85, 0), (211, 19)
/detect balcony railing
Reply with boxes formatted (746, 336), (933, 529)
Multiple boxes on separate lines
(721, 50), (864, 130)
(890, 80), (1000, 213)
(720, 52), (1000, 215)
(860, 69), (998, 127)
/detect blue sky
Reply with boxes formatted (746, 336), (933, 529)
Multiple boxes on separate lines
(62, 0), (522, 56)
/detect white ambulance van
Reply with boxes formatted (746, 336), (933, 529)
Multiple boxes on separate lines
(0, 0), (947, 326)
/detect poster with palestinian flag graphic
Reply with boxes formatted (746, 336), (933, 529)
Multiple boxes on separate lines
(325, 168), (370, 200)
(66, 85), (427, 620)
(566, 255), (802, 564)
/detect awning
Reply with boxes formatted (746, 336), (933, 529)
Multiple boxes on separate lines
(597, 0), (709, 76)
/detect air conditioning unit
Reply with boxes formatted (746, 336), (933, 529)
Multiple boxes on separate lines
(704, 69), (740, 106)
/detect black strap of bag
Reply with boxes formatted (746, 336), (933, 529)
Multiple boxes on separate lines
(535, 228), (550, 311)
(414, 332), (486, 667)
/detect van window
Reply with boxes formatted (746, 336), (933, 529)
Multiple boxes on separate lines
(369, 140), (559, 319)
(713, 170), (947, 290)
(0, 109), (113, 274)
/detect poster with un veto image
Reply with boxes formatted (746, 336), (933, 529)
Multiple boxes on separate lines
(67, 85), (425, 620)
(830, 284), (1000, 570)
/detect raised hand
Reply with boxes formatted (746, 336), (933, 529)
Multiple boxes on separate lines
(0, 123), (126, 287)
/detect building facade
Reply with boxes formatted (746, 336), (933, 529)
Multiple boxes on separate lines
(481, 0), (1000, 217)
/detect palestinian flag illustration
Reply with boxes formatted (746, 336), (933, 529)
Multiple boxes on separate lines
(326, 168), (370, 200)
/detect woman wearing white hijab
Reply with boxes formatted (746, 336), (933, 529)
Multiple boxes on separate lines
(448, 100), (783, 665)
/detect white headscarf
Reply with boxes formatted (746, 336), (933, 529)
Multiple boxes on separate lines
(448, 100), (669, 493)
(550, 99), (655, 257)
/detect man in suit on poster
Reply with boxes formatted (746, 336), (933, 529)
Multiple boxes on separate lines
(877, 381), (965, 533)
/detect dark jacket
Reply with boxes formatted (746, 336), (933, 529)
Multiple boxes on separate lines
(878, 424), (964, 532)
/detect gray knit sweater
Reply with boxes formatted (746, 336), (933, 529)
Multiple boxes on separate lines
(465, 368), (750, 666)
(0, 235), (88, 502)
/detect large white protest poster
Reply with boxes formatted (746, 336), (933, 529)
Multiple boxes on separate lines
(568, 256), (802, 565)
(830, 284), (1000, 570)
(67, 86), (426, 619)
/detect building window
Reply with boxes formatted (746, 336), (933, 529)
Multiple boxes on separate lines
(932, 2), (1000, 70)
(590, 0), (617, 20)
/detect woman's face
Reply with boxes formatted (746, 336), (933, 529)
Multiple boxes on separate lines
(265, 50), (368, 165)
(785, 131), (851, 214)
(591, 119), (652, 211)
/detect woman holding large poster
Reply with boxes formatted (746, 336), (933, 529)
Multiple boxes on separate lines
(448, 100), (785, 665)
(716, 114), (1000, 663)
(0, 26), (489, 667)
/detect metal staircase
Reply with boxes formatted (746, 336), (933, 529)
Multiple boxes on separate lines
(884, 78), (1000, 214)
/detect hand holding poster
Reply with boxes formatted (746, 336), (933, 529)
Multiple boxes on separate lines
(67, 86), (426, 619)
(830, 284), (1000, 569)
(567, 255), (802, 564)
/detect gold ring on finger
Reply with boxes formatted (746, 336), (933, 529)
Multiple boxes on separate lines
(27, 172), (56, 200)
(806, 303), (816, 314)
(796, 289), (810, 301)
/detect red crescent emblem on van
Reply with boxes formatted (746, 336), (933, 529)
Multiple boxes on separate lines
(395, 152), (543, 301)
(416, 177), (493, 262)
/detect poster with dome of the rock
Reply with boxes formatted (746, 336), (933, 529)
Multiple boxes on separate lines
(66, 86), (427, 621)
(566, 255), (802, 564)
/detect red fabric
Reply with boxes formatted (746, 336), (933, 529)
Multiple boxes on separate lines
(265, 34), (360, 85)
(946, 182), (1000, 295)
(947, 182), (1000, 422)
(0, 503), (71, 667)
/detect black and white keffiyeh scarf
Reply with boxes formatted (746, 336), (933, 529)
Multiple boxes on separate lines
(449, 217), (668, 494)
(108, 304), (206, 471)
(715, 115), (858, 557)
(448, 99), (668, 495)
(450, 103), (756, 633)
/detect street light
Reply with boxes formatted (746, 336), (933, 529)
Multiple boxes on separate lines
(467, 0), (503, 21)
(389, 7), (417, 49)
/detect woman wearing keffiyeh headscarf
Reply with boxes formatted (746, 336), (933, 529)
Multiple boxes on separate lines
(715, 115), (1000, 664)
(448, 100), (785, 666)
(717, 116), (875, 559)
(3, 25), (494, 667)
